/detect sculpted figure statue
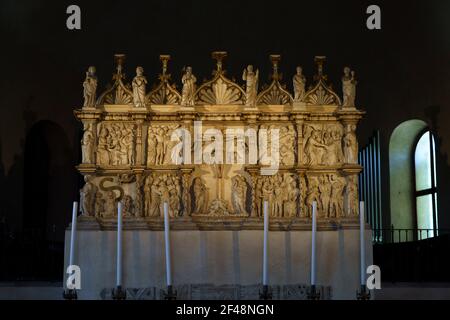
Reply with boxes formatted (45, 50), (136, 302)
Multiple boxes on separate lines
(319, 175), (331, 218)
(329, 175), (346, 218)
(104, 190), (117, 217)
(96, 127), (110, 165)
(343, 124), (358, 163)
(181, 66), (197, 106)
(299, 176), (308, 218)
(347, 175), (359, 217)
(122, 195), (134, 217)
(157, 180), (171, 217)
(306, 176), (321, 218)
(232, 176), (248, 215)
(283, 174), (298, 218)
(193, 177), (207, 214)
(242, 65), (259, 106)
(80, 175), (96, 216)
(81, 123), (95, 164)
(322, 128), (344, 165)
(146, 127), (157, 165)
(305, 130), (327, 165)
(342, 67), (357, 107)
(94, 192), (105, 218)
(83, 66), (97, 108)
(167, 177), (181, 217)
(144, 175), (153, 217)
(273, 176), (284, 217)
(279, 126), (295, 166)
(262, 180), (273, 203)
(155, 128), (165, 165)
(132, 66), (147, 107)
(255, 178), (263, 217)
(293, 66), (306, 102)
(149, 180), (161, 217)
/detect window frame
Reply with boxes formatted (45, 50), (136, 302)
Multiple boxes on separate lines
(412, 128), (438, 236)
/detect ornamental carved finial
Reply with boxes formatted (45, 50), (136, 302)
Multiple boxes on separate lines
(211, 51), (227, 74)
(159, 54), (171, 81)
(269, 54), (282, 81)
(113, 53), (126, 80)
(313, 55), (327, 82)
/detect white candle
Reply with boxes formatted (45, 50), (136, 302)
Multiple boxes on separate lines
(359, 201), (366, 286)
(69, 201), (78, 267)
(262, 200), (269, 286)
(116, 201), (123, 287)
(163, 202), (172, 286)
(311, 201), (317, 286)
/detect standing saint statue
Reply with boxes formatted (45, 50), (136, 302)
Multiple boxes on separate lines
(343, 124), (358, 163)
(81, 123), (95, 164)
(83, 66), (97, 108)
(342, 67), (357, 107)
(80, 175), (97, 216)
(132, 66), (147, 107)
(293, 66), (306, 102)
(181, 66), (197, 106)
(193, 177), (207, 214)
(242, 65), (259, 106)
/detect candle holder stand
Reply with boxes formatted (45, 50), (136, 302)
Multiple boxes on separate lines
(356, 284), (371, 300)
(164, 285), (177, 300)
(63, 288), (78, 300)
(112, 285), (127, 300)
(259, 285), (272, 300)
(307, 285), (321, 300)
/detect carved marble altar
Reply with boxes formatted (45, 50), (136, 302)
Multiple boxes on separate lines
(69, 52), (370, 300)
(74, 52), (364, 231)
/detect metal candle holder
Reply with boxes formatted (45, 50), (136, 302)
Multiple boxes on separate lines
(259, 285), (272, 300)
(307, 285), (321, 300)
(63, 288), (78, 300)
(112, 285), (127, 300)
(164, 285), (177, 300)
(356, 284), (371, 300)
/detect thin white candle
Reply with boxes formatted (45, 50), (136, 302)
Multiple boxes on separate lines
(116, 201), (123, 287)
(69, 201), (78, 267)
(359, 201), (366, 286)
(262, 200), (269, 286)
(163, 202), (172, 286)
(311, 201), (317, 286)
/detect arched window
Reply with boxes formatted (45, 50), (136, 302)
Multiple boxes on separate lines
(414, 130), (438, 239)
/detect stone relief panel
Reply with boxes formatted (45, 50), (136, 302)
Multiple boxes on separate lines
(96, 122), (136, 166)
(254, 173), (299, 218)
(259, 124), (296, 166)
(146, 124), (181, 166)
(306, 174), (347, 219)
(143, 173), (182, 218)
(303, 123), (344, 166)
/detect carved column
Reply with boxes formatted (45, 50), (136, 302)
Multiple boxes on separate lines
(291, 113), (308, 166)
(132, 113), (146, 167)
(180, 167), (194, 216)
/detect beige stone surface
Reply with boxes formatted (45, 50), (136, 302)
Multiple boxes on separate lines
(64, 228), (372, 299)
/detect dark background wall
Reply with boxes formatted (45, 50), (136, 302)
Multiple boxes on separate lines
(0, 0), (449, 278)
